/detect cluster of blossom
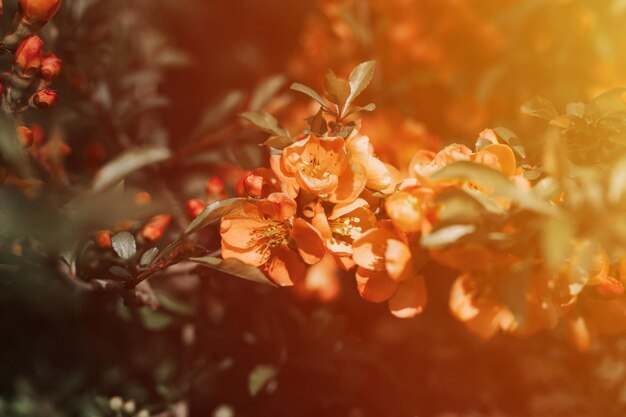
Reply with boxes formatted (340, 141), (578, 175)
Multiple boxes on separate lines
(215, 84), (625, 349)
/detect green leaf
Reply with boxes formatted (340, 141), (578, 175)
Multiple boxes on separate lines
(248, 365), (277, 397)
(541, 216), (573, 271)
(421, 224), (476, 248)
(499, 261), (532, 324)
(345, 60), (376, 112)
(431, 161), (559, 216)
(609, 157), (626, 203)
(152, 198), (251, 265)
(139, 308), (174, 331)
(155, 291), (194, 316)
(587, 87), (626, 117)
(308, 108), (327, 135)
(344, 103), (376, 118)
(185, 198), (249, 236)
(249, 75), (287, 112)
(494, 127), (526, 159)
(240, 111), (289, 137)
(263, 135), (295, 150)
(324, 70), (351, 111)
(140, 247), (159, 267)
(290, 83), (328, 108)
(521, 96), (558, 121)
(109, 265), (132, 279)
(92, 147), (171, 192)
(190, 256), (277, 287)
(549, 115), (572, 129)
(111, 231), (137, 260)
(566, 102), (586, 118)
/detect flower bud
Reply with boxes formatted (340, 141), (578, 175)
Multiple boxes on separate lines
(108, 396), (123, 411)
(29, 88), (57, 109)
(186, 198), (206, 219)
(141, 214), (172, 242)
(40, 51), (62, 82)
(134, 191), (152, 205)
(18, 0), (62, 27)
(243, 168), (280, 198)
(17, 126), (33, 148)
(14, 35), (43, 78)
(95, 231), (112, 248)
(205, 176), (225, 196)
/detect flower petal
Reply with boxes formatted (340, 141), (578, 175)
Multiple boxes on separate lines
(221, 240), (269, 267)
(388, 275), (427, 318)
(352, 228), (394, 271)
(385, 238), (412, 281)
(356, 267), (398, 302)
(290, 218), (326, 264)
(266, 246), (307, 286)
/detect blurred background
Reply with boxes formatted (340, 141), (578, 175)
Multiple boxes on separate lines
(4, 0), (626, 416)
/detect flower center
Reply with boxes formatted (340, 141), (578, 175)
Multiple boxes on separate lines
(252, 220), (290, 248)
(329, 216), (363, 242)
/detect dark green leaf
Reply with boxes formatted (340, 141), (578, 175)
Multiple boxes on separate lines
(191, 256), (277, 287)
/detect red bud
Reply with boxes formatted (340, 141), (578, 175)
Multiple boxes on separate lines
(141, 214), (172, 242)
(134, 192), (152, 205)
(205, 176), (225, 196)
(17, 126), (34, 148)
(30, 88), (57, 109)
(18, 0), (62, 26)
(14, 35), (43, 78)
(186, 198), (207, 219)
(95, 230), (112, 248)
(40, 51), (62, 82)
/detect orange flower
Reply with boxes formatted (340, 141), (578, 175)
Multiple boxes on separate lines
(409, 144), (472, 178)
(346, 134), (398, 193)
(306, 198), (377, 270)
(272, 134), (368, 203)
(220, 193), (326, 286)
(385, 180), (438, 235)
(450, 266), (577, 339)
(409, 142), (517, 178)
(352, 222), (426, 318)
